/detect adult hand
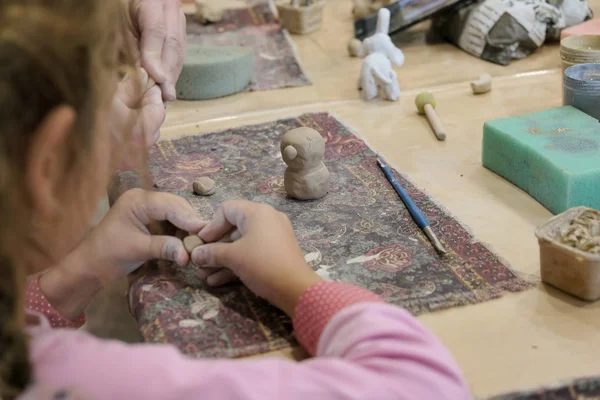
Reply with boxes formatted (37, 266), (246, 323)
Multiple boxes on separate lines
(40, 189), (205, 320)
(82, 189), (205, 284)
(111, 67), (165, 170)
(191, 201), (322, 317)
(128, 0), (186, 101)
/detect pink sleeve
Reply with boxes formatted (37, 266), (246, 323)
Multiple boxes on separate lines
(30, 282), (471, 400)
(25, 275), (86, 329)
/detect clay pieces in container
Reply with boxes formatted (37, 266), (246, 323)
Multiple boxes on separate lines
(276, 1), (325, 35)
(176, 45), (254, 100)
(536, 207), (600, 301)
(193, 177), (216, 196)
(280, 127), (330, 200)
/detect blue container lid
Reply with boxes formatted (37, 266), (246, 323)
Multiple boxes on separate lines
(564, 63), (600, 90)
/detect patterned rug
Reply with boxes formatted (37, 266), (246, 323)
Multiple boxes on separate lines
(185, 3), (310, 91)
(486, 376), (600, 399)
(120, 112), (532, 359)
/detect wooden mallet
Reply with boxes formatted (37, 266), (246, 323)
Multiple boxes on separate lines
(415, 92), (446, 141)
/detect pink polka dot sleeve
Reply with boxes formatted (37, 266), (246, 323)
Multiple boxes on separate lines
(25, 275), (86, 329)
(293, 281), (383, 356)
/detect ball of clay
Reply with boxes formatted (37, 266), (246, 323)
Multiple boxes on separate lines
(470, 73), (492, 95)
(193, 177), (216, 196)
(348, 38), (365, 57)
(176, 45), (254, 101)
(183, 235), (205, 254)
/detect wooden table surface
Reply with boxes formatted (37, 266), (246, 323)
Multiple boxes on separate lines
(165, 1), (600, 397)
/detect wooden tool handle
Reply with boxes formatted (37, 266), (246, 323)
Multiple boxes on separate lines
(424, 104), (446, 141)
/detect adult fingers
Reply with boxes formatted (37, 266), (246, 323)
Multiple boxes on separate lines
(129, 190), (206, 233)
(198, 200), (261, 243)
(148, 235), (189, 267)
(138, 0), (167, 84)
(139, 85), (166, 147)
(207, 269), (238, 286)
(160, 2), (186, 101)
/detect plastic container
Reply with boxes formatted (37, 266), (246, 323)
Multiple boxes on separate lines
(563, 63), (600, 120)
(560, 35), (600, 73)
(535, 207), (600, 302)
(276, 1), (325, 35)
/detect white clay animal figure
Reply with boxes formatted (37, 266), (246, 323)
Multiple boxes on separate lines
(361, 8), (404, 66)
(281, 127), (330, 200)
(359, 52), (400, 101)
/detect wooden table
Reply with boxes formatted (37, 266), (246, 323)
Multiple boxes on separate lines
(164, 1), (600, 397)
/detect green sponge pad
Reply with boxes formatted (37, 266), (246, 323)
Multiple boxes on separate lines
(482, 106), (600, 214)
(176, 45), (254, 100)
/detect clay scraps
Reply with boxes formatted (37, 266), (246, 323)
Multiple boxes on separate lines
(560, 209), (600, 254)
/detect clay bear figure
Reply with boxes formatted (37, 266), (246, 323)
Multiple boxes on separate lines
(280, 127), (330, 200)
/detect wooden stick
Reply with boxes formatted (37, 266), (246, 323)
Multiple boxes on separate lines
(424, 104), (446, 141)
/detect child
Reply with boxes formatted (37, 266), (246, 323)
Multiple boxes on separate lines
(1, 1), (471, 399)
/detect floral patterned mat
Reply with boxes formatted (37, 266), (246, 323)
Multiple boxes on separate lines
(185, 3), (310, 91)
(486, 376), (600, 399)
(121, 112), (531, 359)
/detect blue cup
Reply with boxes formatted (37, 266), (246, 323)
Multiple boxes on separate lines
(564, 63), (600, 120)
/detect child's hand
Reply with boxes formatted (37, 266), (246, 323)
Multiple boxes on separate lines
(192, 201), (322, 317)
(82, 189), (205, 284)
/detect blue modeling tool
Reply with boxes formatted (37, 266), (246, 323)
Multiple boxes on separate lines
(377, 158), (447, 255)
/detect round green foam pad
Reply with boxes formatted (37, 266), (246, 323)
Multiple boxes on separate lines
(176, 45), (254, 101)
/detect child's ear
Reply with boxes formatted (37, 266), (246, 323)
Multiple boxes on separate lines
(26, 106), (76, 219)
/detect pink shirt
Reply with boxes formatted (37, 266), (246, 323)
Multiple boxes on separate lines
(23, 279), (471, 399)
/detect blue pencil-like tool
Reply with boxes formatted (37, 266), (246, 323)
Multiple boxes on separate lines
(377, 158), (447, 255)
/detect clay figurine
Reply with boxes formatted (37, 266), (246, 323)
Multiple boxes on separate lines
(356, 8), (402, 101)
(281, 127), (330, 200)
(361, 8), (404, 66)
(358, 52), (400, 101)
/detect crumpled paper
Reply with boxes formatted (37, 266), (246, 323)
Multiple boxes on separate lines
(432, 0), (592, 65)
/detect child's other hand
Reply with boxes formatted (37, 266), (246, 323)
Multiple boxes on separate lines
(191, 201), (322, 317)
(82, 189), (205, 284)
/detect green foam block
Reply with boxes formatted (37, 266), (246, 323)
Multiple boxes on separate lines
(176, 45), (254, 101)
(482, 106), (600, 214)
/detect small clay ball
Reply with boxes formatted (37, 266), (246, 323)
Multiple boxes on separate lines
(183, 235), (205, 253)
(193, 177), (216, 196)
(348, 38), (364, 57)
